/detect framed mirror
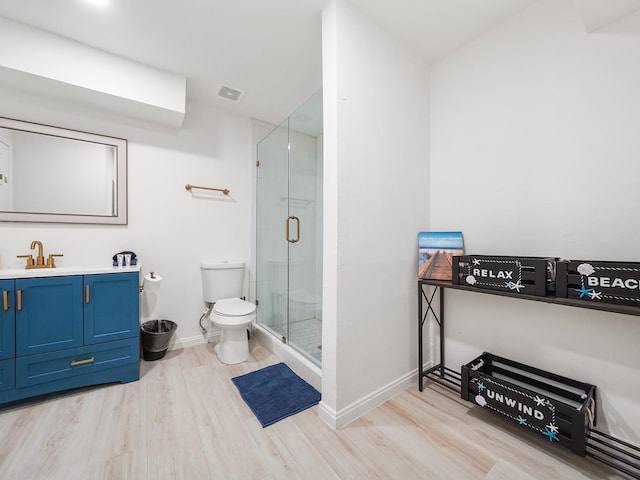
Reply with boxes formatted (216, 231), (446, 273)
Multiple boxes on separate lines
(0, 117), (127, 225)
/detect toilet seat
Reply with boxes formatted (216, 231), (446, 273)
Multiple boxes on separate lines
(213, 298), (256, 316)
(211, 298), (256, 327)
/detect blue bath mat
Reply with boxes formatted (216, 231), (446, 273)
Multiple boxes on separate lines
(231, 362), (321, 427)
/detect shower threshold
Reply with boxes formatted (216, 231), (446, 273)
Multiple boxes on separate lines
(258, 316), (322, 366)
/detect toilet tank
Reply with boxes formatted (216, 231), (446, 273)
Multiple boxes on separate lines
(201, 261), (245, 303)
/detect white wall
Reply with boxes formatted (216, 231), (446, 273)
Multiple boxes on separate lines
(430, 0), (640, 443)
(0, 17), (186, 127)
(321, 0), (430, 428)
(0, 90), (253, 348)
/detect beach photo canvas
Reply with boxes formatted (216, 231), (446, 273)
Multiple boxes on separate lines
(418, 231), (464, 280)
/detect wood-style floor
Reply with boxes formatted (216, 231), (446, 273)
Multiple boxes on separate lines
(0, 342), (625, 479)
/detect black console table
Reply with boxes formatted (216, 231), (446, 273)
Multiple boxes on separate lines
(418, 279), (640, 479)
(418, 279), (640, 390)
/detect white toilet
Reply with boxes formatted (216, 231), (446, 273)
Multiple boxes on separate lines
(201, 261), (256, 364)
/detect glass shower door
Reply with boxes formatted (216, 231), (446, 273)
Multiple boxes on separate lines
(287, 97), (322, 364)
(256, 119), (290, 343)
(256, 89), (323, 365)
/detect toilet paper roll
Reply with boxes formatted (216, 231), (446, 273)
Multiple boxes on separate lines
(143, 272), (162, 292)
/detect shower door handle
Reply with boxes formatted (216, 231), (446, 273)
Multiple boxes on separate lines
(286, 216), (300, 243)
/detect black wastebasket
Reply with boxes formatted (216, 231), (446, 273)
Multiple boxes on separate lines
(140, 319), (178, 361)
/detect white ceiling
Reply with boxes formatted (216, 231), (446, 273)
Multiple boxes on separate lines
(2, 0), (634, 126)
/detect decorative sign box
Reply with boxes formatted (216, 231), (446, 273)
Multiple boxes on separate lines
(461, 352), (597, 457)
(452, 255), (557, 297)
(556, 260), (640, 307)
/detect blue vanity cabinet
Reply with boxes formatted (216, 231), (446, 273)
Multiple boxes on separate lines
(1, 270), (140, 406)
(15, 276), (84, 356)
(0, 279), (15, 360)
(0, 280), (16, 393)
(84, 273), (139, 345)
(0, 359), (15, 393)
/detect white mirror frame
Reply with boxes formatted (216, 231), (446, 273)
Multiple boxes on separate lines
(0, 117), (127, 225)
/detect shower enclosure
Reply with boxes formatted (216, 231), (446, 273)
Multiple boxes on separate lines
(256, 90), (323, 366)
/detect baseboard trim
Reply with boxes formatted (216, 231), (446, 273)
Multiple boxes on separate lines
(318, 401), (338, 429)
(172, 331), (218, 351)
(319, 362), (432, 431)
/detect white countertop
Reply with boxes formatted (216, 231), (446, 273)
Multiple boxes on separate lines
(0, 264), (141, 280)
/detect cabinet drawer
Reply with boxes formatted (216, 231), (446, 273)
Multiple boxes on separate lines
(0, 359), (15, 392)
(16, 338), (138, 389)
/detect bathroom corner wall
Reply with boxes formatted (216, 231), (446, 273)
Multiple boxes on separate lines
(321, 0), (430, 429)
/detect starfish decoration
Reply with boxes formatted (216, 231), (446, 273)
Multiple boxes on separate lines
(546, 423), (559, 433)
(477, 381), (486, 392)
(542, 426), (560, 442)
(589, 290), (602, 300)
(473, 258), (481, 266)
(534, 395), (546, 407)
(505, 281), (524, 292)
(575, 285), (594, 299)
(517, 415), (527, 426)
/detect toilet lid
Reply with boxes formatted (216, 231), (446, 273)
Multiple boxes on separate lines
(213, 298), (256, 316)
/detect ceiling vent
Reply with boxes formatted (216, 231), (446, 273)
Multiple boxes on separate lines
(218, 85), (244, 102)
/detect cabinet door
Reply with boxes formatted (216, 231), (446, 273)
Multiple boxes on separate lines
(0, 279), (15, 360)
(16, 276), (83, 356)
(84, 273), (139, 345)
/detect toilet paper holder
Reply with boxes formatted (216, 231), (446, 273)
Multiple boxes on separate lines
(139, 271), (161, 292)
